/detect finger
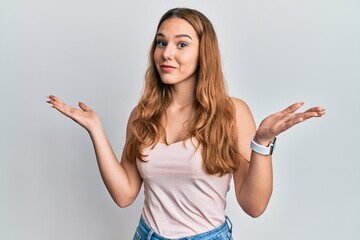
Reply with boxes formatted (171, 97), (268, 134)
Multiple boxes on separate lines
(281, 102), (304, 115)
(47, 95), (67, 110)
(48, 96), (66, 110)
(304, 106), (323, 113)
(271, 113), (296, 125)
(46, 95), (56, 104)
(78, 102), (91, 112)
(48, 95), (57, 100)
(47, 97), (76, 117)
(283, 110), (323, 127)
(47, 95), (56, 100)
(47, 95), (64, 104)
(52, 102), (72, 116)
(305, 107), (326, 117)
(273, 116), (305, 134)
(317, 109), (326, 117)
(299, 110), (325, 120)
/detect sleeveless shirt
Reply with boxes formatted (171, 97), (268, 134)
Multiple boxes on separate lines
(136, 138), (231, 238)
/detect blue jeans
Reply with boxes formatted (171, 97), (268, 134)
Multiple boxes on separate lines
(133, 215), (233, 240)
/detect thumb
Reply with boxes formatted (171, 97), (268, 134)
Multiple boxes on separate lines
(78, 101), (91, 112)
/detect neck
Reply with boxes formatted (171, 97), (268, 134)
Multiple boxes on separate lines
(168, 79), (195, 110)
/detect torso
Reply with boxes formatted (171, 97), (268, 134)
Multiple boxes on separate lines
(136, 138), (231, 238)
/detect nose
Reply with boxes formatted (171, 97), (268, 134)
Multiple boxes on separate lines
(161, 45), (174, 60)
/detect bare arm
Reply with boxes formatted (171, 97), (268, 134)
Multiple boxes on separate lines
(47, 95), (142, 207)
(231, 98), (325, 217)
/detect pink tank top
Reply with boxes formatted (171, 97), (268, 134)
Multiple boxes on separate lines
(136, 138), (231, 238)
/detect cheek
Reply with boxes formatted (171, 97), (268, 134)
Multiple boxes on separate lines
(183, 51), (199, 69)
(153, 50), (159, 63)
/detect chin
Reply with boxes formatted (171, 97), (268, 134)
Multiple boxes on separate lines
(159, 77), (178, 85)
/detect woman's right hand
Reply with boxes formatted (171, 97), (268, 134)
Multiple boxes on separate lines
(47, 95), (101, 132)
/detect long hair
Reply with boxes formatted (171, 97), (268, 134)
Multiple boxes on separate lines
(125, 8), (245, 175)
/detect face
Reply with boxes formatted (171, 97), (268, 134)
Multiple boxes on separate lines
(154, 17), (199, 86)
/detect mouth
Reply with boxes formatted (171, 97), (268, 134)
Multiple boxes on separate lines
(160, 64), (176, 73)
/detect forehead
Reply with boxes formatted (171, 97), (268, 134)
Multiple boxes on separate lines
(157, 17), (198, 39)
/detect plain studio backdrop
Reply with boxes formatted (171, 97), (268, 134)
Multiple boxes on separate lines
(1, 0), (359, 239)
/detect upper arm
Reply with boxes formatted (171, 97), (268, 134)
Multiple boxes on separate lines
(119, 107), (143, 205)
(231, 98), (257, 199)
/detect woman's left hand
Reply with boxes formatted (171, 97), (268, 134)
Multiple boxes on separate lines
(254, 102), (325, 146)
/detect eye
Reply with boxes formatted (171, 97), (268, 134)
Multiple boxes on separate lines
(178, 42), (188, 48)
(156, 40), (167, 47)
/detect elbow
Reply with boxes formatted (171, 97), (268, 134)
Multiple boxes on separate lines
(237, 188), (272, 218)
(116, 200), (132, 208)
(244, 206), (267, 218)
(112, 194), (137, 208)
(238, 196), (270, 218)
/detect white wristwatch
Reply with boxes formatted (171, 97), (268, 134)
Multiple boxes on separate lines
(250, 137), (277, 156)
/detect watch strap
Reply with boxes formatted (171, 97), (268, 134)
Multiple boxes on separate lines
(251, 137), (277, 156)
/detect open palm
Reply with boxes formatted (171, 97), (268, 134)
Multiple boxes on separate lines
(255, 102), (325, 145)
(47, 95), (101, 132)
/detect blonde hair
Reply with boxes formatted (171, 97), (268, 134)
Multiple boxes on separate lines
(125, 8), (244, 175)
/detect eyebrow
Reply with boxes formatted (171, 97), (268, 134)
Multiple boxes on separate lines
(156, 33), (193, 40)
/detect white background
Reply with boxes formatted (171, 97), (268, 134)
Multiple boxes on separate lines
(1, 0), (359, 239)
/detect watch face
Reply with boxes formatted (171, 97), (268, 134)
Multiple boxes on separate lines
(269, 137), (276, 155)
(269, 146), (274, 155)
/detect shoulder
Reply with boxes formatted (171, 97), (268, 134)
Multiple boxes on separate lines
(229, 97), (253, 119)
(229, 96), (256, 140)
(126, 104), (142, 124)
(129, 106), (139, 120)
(125, 106), (140, 134)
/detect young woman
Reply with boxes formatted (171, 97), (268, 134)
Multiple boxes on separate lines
(47, 7), (325, 240)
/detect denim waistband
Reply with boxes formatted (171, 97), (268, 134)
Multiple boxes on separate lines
(134, 215), (233, 240)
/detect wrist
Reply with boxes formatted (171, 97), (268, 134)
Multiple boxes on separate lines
(253, 136), (273, 147)
(87, 121), (104, 135)
(253, 131), (278, 147)
(251, 137), (277, 156)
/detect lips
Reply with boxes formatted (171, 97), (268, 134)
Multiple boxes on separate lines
(160, 64), (176, 73)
